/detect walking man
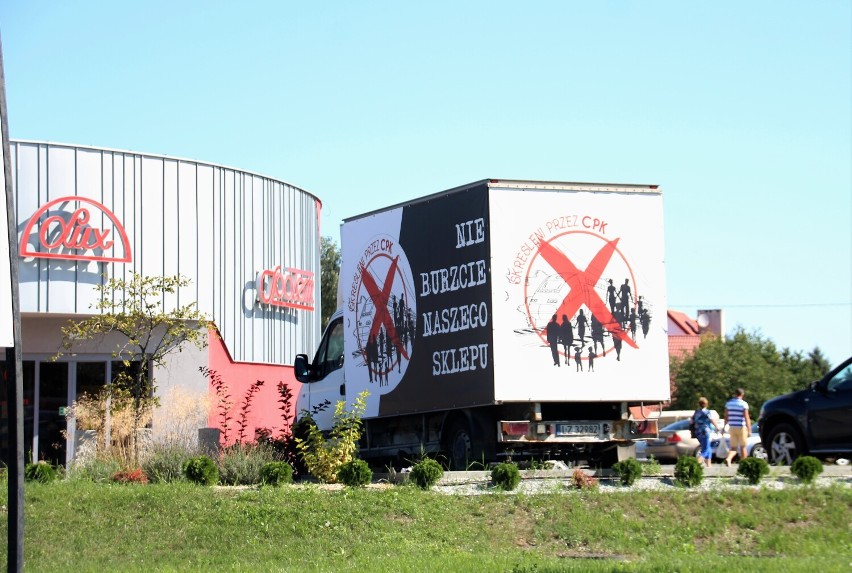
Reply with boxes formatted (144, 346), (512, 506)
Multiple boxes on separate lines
(724, 388), (752, 466)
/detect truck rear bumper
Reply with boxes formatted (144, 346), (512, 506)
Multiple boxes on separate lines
(498, 419), (657, 444)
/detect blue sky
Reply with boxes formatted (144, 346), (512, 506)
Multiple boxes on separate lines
(2, 2), (850, 365)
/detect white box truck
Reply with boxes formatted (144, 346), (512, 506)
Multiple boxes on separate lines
(295, 179), (669, 468)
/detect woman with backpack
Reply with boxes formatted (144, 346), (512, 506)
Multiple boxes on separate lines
(692, 397), (722, 467)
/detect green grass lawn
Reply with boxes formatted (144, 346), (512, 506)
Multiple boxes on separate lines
(2, 481), (850, 572)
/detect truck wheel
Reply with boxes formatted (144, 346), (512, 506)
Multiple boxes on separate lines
(767, 423), (804, 465)
(444, 417), (481, 470)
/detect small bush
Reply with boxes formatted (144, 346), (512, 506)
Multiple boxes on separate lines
(570, 468), (598, 490)
(338, 459), (373, 487)
(111, 468), (149, 484)
(66, 455), (123, 483)
(24, 462), (58, 484)
(674, 456), (704, 487)
(491, 462), (521, 491)
(183, 455), (219, 486)
(791, 456), (823, 484)
(218, 442), (276, 485)
(737, 457), (770, 485)
(612, 458), (643, 486)
(410, 458), (444, 490)
(296, 391), (368, 483)
(260, 461), (294, 486)
(142, 443), (198, 483)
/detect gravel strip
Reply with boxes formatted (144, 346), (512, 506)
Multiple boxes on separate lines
(433, 475), (851, 495)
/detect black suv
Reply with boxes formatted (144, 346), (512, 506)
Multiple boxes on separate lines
(758, 356), (852, 464)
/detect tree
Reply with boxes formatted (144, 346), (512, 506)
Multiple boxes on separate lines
(669, 328), (831, 414)
(57, 273), (212, 464)
(320, 236), (341, 329)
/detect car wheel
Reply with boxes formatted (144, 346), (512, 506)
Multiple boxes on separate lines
(766, 423), (804, 465)
(750, 442), (768, 461)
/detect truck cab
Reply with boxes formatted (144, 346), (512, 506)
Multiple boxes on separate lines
(294, 310), (345, 431)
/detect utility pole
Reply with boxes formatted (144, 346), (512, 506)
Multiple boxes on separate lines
(0, 30), (24, 573)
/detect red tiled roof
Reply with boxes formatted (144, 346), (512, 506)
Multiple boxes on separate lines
(669, 335), (702, 358)
(668, 310), (700, 335)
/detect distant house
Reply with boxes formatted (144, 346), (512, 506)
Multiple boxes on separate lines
(668, 308), (724, 360)
(630, 309), (725, 417)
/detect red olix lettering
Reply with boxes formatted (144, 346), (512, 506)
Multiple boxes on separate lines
(257, 266), (315, 311)
(39, 208), (115, 252)
(19, 196), (132, 263)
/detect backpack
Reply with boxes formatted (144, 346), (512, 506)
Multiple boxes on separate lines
(689, 409), (705, 438)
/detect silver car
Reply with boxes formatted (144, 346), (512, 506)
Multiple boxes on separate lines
(639, 419), (722, 461)
(719, 422), (767, 461)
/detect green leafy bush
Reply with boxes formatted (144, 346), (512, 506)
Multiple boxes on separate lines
(570, 468), (598, 490)
(218, 442), (276, 485)
(296, 391), (369, 483)
(491, 462), (521, 491)
(410, 458), (444, 490)
(791, 456), (823, 484)
(183, 455), (219, 486)
(612, 458), (643, 486)
(674, 456), (704, 487)
(737, 457), (770, 485)
(25, 461), (58, 483)
(111, 468), (149, 484)
(260, 461), (294, 486)
(337, 459), (373, 487)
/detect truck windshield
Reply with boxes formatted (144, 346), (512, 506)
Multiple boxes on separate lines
(315, 318), (344, 379)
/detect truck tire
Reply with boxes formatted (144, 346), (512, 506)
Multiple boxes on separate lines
(443, 417), (483, 470)
(766, 423), (805, 465)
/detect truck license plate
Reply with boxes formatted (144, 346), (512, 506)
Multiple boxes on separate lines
(556, 424), (601, 437)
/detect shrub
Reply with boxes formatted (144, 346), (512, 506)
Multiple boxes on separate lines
(491, 462), (521, 491)
(260, 461), (294, 486)
(24, 462), (58, 484)
(791, 456), (823, 484)
(183, 455), (219, 486)
(674, 456), (704, 487)
(737, 457), (770, 485)
(570, 468), (598, 490)
(410, 458), (444, 490)
(66, 455), (123, 483)
(296, 391), (369, 483)
(111, 468), (149, 484)
(611, 458), (643, 486)
(338, 459), (373, 487)
(571, 469), (598, 490)
(218, 442), (277, 485)
(142, 443), (197, 483)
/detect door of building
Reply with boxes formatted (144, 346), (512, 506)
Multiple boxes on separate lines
(36, 361), (68, 465)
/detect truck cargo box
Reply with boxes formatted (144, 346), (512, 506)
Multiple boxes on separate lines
(339, 179), (669, 420)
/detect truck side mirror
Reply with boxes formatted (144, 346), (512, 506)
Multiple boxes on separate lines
(294, 354), (312, 382)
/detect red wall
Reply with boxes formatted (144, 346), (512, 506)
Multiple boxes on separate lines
(207, 329), (302, 447)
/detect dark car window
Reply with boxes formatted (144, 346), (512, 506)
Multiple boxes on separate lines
(826, 363), (852, 392)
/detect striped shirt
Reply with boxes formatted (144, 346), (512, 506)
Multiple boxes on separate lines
(725, 397), (749, 428)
